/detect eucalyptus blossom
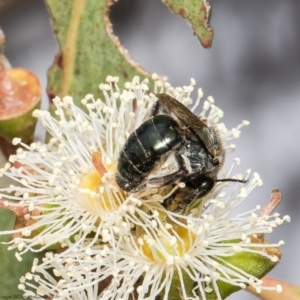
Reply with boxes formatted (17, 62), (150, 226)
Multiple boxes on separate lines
(0, 75), (290, 299)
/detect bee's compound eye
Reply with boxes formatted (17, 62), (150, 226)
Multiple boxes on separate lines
(212, 158), (219, 166)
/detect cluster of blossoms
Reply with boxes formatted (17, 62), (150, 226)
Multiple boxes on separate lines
(0, 75), (290, 300)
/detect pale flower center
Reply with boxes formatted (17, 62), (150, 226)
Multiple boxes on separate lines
(79, 152), (125, 212)
(140, 225), (196, 262)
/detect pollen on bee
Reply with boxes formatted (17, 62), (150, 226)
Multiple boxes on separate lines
(177, 182), (186, 188)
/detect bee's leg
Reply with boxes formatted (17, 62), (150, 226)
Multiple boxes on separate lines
(162, 188), (190, 212)
(146, 151), (189, 188)
(163, 177), (215, 212)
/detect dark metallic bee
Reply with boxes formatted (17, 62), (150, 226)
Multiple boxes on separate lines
(116, 94), (245, 212)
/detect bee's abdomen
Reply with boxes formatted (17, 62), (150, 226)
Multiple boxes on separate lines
(116, 115), (182, 192)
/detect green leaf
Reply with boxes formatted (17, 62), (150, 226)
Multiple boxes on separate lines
(0, 207), (44, 296)
(45, 0), (152, 108)
(163, 0), (214, 48)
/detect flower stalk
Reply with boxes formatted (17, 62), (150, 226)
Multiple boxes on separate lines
(248, 277), (300, 300)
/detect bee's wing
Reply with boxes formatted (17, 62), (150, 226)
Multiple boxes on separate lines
(154, 94), (216, 156)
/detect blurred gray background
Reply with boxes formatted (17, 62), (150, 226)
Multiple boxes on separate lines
(0, 0), (299, 299)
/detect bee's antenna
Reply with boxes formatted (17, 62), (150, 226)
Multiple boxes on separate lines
(216, 178), (247, 184)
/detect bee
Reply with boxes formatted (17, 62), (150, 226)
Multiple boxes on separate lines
(116, 94), (245, 212)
